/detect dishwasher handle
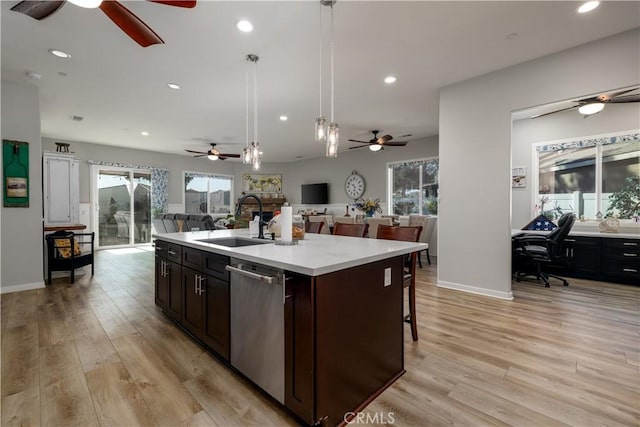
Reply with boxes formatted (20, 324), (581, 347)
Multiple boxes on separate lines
(225, 264), (277, 284)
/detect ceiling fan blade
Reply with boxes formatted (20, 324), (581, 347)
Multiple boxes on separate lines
(184, 149), (207, 154)
(382, 141), (408, 147)
(219, 154), (241, 159)
(348, 145), (370, 150)
(530, 105), (579, 119)
(10, 1), (65, 20)
(148, 0), (196, 7)
(348, 139), (372, 144)
(99, 1), (164, 47)
(377, 134), (393, 144)
(192, 154), (207, 158)
(606, 94), (640, 103)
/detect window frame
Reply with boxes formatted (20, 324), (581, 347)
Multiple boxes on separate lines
(386, 156), (439, 216)
(182, 170), (234, 215)
(530, 129), (639, 220)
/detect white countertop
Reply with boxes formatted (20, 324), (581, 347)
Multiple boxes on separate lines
(154, 229), (427, 277)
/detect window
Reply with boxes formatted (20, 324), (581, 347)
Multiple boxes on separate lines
(183, 171), (233, 214)
(534, 131), (639, 220)
(387, 158), (439, 215)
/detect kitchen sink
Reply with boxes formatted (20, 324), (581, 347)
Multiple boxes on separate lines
(196, 237), (273, 247)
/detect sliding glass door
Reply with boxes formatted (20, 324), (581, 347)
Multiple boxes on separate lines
(92, 165), (151, 248)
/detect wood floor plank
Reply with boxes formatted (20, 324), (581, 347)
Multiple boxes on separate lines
(175, 410), (219, 427)
(111, 333), (203, 425)
(0, 386), (39, 427)
(85, 361), (157, 426)
(39, 342), (99, 426)
(65, 311), (121, 373)
(1, 322), (39, 398)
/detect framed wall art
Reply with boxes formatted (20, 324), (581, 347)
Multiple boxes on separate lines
(3, 140), (29, 207)
(242, 173), (282, 195)
(512, 166), (526, 188)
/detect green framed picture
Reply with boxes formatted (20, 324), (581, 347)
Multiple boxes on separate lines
(3, 140), (29, 207)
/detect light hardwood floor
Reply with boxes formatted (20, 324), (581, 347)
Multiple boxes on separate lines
(2, 248), (638, 426)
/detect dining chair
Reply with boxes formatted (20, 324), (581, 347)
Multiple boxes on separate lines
(308, 215), (331, 234)
(376, 224), (423, 341)
(408, 214), (436, 267)
(333, 216), (356, 224)
(333, 222), (369, 237)
(365, 217), (393, 239)
(305, 220), (324, 234)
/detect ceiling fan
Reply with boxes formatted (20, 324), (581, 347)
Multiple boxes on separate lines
(184, 143), (241, 161)
(10, 0), (196, 47)
(348, 130), (411, 152)
(531, 87), (640, 119)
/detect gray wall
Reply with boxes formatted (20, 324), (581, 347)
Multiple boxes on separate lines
(1, 80), (43, 292)
(42, 138), (236, 205)
(439, 29), (640, 299)
(283, 136), (438, 206)
(511, 104), (640, 228)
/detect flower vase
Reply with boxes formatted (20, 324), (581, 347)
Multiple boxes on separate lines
(366, 211), (374, 218)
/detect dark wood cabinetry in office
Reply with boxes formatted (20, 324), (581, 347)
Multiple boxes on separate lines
(564, 236), (602, 279)
(560, 236), (639, 285)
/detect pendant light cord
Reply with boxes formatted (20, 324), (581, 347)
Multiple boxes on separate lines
(330, 3), (334, 123)
(245, 68), (249, 147)
(319, 2), (323, 117)
(253, 59), (258, 143)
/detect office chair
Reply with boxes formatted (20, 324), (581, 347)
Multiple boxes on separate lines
(376, 224), (423, 341)
(512, 212), (576, 287)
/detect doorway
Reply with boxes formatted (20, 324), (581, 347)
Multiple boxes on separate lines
(91, 165), (152, 248)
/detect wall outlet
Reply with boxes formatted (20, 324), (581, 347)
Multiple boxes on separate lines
(384, 268), (391, 286)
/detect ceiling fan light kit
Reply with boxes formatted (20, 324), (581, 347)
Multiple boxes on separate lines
(369, 144), (383, 152)
(68, 0), (102, 8)
(578, 102), (605, 115)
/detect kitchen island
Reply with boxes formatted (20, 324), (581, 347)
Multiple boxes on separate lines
(154, 229), (426, 426)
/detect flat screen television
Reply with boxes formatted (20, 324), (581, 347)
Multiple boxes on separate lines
(301, 183), (329, 204)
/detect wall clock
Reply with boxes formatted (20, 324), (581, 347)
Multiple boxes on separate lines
(345, 170), (366, 199)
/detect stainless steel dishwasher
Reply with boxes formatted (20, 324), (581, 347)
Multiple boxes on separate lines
(226, 258), (285, 403)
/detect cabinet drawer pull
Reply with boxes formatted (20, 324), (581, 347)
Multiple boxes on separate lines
(168, 250), (177, 255)
(565, 239), (576, 242)
(622, 268), (638, 273)
(623, 253), (638, 257)
(623, 242), (638, 246)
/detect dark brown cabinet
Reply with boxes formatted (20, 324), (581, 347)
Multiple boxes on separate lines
(284, 273), (314, 424)
(603, 238), (639, 283)
(565, 236), (602, 278)
(155, 240), (182, 319)
(154, 255), (168, 309)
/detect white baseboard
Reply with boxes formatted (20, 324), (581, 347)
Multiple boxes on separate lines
(1, 281), (45, 294)
(437, 280), (514, 300)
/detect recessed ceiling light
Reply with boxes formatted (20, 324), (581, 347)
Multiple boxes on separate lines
(578, 1), (599, 13)
(237, 20), (253, 32)
(141, 131), (149, 136)
(279, 115), (288, 121)
(167, 83), (180, 90)
(384, 76), (397, 84)
(48, 49), (71, 59)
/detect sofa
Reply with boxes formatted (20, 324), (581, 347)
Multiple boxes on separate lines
(152, 213), (222, 233)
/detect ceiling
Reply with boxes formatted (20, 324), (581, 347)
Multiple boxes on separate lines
(2, 1), (639, 163)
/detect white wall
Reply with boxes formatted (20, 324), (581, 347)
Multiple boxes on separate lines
(439, 29), (640, 300)
(511, 105), (640, 228)
(1, 80), (44, 293)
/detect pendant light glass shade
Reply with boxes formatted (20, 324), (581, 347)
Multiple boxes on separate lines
(242, 146), (252, 164)
(252, 152), (262, 171)
(315, 117), (327, 141)
(244, 54), (262, 171)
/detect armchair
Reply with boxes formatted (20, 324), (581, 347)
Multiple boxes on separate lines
(45, 231), (95, 284)
(512, 213), (576, 287)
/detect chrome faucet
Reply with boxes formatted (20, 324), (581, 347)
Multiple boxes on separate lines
(236, 194), (265, 239)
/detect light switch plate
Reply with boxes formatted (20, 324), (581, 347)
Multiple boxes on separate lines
(384, 268), (391, 286)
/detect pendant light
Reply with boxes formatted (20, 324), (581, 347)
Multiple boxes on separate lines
(314, 1), (326, 141)
(244, 54), (262, 171)
(242, 66), (252, 164)
(325, 0), (339, 158)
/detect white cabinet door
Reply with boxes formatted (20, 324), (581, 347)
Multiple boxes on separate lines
(43, 153), (75, 224)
